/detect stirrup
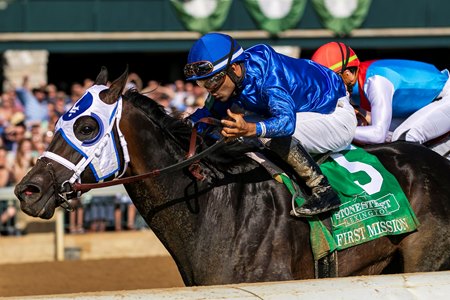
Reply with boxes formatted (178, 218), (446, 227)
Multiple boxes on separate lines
(290, 187), (341, 217)
(290, 201), (340, 217)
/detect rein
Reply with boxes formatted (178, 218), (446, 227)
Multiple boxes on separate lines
(72, 117), (224, 193)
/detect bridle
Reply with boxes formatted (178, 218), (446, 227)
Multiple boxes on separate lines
(38, 95), (129, 211)
(39, 93), (224, 211)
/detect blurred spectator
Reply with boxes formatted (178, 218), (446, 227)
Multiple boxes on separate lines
(3, 117), (27, 155)
(47, 91), (68, 129)
(144, 80), (159, 93)
(0, 89), (23, 126)
(68, 199), (84, 234)
(192, 85), (208, 108)
(15, 76), (49, 123)
(42, 129), (55, 147)
(114, 194), (136, 231)
(183, 82), (196, 108)
(126, 73), (143, 92)
(156, 91), (174, 114)
(29, 123), (46, 157)
(46, 84), (58, 103)
(1, 87), (24, 113)
(170, 79), (188, 112)
(54, 92), (68, 116)
(0, 146), (17, 235)
(66, 82), (86, 111)
(179, 82), (197, 116)
(141, 80), (161, 100)
(84, 195), (115, 232)
(0, 201), (17, 235)
(12, 138), (36, 183)
(83, 78), (94, 90)
(0, 147), (14, 188)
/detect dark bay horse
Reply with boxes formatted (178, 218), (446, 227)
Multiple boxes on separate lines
(15, 68), (450, 286)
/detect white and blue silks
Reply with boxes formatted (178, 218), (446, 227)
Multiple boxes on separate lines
(351, 59), (450, 144)
(42, 85), (129, 184)
(352, 59), (449, 118)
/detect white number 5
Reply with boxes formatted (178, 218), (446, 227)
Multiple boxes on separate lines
(330, 152), (383, 195)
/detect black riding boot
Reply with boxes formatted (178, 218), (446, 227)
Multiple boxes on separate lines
(266, 138), (341, 217)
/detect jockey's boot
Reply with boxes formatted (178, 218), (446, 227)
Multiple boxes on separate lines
(266, 138), (341, 217)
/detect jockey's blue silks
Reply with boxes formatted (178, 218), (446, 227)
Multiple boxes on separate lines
(41, 85), (129, 184)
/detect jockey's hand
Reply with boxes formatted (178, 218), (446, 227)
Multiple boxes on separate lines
(221, 109), (256, 138)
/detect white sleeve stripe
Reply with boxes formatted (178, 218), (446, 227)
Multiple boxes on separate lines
(258, 122), (267, 138)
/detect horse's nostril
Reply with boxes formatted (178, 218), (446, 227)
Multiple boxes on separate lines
(23, 185), (40, 196)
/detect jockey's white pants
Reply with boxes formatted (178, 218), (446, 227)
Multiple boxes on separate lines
(293, 95), (357, 154)
(392, 78), (450, 143)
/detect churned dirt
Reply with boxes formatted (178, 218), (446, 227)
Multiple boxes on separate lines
(0, 256), (184, 297)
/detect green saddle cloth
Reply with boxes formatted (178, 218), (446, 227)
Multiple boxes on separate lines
(281, 145), (420, 260)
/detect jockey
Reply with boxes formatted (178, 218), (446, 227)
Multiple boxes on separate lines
(184, 32), (357, 216)
(311, 42), (450, 145)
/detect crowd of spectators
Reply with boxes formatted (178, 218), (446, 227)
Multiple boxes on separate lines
(0, 72), (208, 235)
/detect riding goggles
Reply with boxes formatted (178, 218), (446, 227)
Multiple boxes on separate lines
(196, 71), (226, 91)
(184, 61), (214, 78)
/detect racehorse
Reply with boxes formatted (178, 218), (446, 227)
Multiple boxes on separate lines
(15, 67), (450, 286)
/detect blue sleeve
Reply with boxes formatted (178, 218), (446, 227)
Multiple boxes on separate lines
(188, 106), (212, 123)
(255, 87), (296, 138)
(187, 106), (223, 140)
(187, 107), (213, 135)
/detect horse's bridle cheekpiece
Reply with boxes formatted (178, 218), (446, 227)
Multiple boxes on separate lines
(39, 85), (130, 210)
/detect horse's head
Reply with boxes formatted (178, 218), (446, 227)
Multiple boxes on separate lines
(14, 67), (129, 219)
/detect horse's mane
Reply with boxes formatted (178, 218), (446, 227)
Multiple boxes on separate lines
(123, 90), (257, 164)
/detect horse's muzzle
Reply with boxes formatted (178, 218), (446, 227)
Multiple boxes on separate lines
(15, 177), (57, 219)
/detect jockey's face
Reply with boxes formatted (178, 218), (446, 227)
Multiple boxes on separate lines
(203, 63), (242, 102)
(339, 67), (359, 93)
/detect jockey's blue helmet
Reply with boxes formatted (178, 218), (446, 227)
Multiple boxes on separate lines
(184, 33), (245, 81)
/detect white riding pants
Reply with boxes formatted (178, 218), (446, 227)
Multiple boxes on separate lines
(293, 95), (357, 154)
(392, 78), (450, 143)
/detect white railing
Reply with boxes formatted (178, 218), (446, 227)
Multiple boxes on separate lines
(31, 270), (450, 299)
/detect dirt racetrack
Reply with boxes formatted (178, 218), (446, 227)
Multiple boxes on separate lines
(0, 256), (185, 297)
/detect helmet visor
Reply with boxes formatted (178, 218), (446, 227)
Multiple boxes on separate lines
(184, 61), (214, 78)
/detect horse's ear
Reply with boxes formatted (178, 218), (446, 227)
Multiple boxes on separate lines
(103, 66), (128, 105)
(94, 66), (109, 85)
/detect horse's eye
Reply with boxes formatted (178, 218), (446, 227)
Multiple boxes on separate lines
(73, 116), (100, 142)
(80, 126), (94, 135)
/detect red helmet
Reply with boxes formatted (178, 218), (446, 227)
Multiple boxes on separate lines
(311, 42), (360, 73)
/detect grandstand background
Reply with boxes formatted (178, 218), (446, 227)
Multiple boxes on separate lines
(1, 0), (450, 91)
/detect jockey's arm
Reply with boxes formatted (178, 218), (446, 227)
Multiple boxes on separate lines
(222, 87), (295, 138)
(353, 75), (395, 144)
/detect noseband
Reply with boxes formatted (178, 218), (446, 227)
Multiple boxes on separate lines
(45, 162), (73, 211)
